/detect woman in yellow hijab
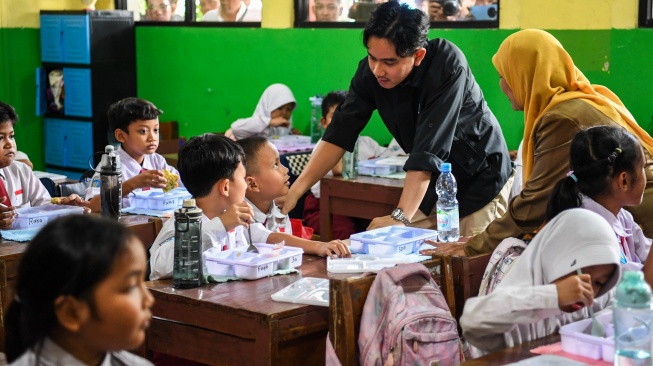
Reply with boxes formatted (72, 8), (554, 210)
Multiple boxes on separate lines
(461, 29), (653, 256)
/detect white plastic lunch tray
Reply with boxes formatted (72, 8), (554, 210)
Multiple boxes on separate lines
(204, 244), (303, 280)
(349, 226), (438, 255)
(358, 159), (398, 176)
(131, 188), (191, 211)
(559, 310), (614, 362)
(271, 277), (329, 307)
(507, 355), (588, 365)
(14, 205), (84, 229)
(327, 254), (417, 273)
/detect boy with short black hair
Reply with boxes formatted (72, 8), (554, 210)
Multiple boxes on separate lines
(86, 97), (181, 213)
(0, 101), (86, 229)
(237, 136), (350, 257)
(149, 133), (261, 280)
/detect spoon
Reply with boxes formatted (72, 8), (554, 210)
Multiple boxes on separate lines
(577, 269), (605, 337)
(246, 218), (259, 253)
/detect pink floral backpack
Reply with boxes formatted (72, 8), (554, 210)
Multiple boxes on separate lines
(357, 263), (462, 366)
(478, 237), (528, 296)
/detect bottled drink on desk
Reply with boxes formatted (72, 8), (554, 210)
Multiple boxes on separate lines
(342, 139), (359, 180)
(99, 145), (122, 220)
(309, 95), (323, 143)
(436, 162), (459, 242)
(614, 270), (653, 366)
(173, 199), (204, 289)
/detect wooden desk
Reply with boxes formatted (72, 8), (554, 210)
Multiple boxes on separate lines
(145, 255), (352, 366)
(319, 176), (404, 242)
(462, 334), (560, 365)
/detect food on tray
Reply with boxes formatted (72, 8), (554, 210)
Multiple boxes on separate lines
(163, 170), (179, 193)
(50, 197), (62, 204)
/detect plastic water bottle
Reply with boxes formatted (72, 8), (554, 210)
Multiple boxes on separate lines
(342, 139), (359, 180)
(173, 199), (203, 289)
(309, 95), (323, 143)
(614, 270), (653, 366)
(99, 145), (122, 220)
(436, 162), (459, 242)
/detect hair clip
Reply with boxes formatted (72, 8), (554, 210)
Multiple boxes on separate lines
(566, 170), (578, 183)
(607, 147), (622, 164)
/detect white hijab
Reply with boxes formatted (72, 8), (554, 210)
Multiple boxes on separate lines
(503, 208), (621, 297)
(231, 83), (296, 140)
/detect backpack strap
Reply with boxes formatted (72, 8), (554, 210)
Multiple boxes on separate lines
(383, 263), (432, 285)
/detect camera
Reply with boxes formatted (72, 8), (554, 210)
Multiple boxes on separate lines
(469, 4), (498, 20)
(440, 0), (459, 16)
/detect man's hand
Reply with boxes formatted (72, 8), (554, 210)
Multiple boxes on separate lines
(420, 239), (467, 256)
(276, 191), (300, 216)
(367, 215), (404, 230)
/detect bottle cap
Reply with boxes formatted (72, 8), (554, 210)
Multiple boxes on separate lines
(99, 145), (121, 174)
(616, 270), (652, 308)
(440, 162), (452, 173)
(175, 198), (203, 218)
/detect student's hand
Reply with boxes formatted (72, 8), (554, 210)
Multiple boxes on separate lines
(555, 273), (594, 310)
(269, 117), (291, 128)
(290, 128), (302, 135)
(318, 240), (351, 258)
(220, 202), (254, 231)
(131, 170), (167, 190)
(59, 194), (91, 214)
(224, 129), (236, 141)
(367, 215), (404, 230)
(421, 241), (467, 257)
(0, 198), (15, 229)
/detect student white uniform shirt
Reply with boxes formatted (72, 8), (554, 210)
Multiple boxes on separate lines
(310, 137), (396, 198)
(229, 84), (296, 140)
(580, 195), (651, 271)
(245, 197), (292, 234)
(461, 209), (621, 354)
(85, 146), (181, 208)
(10, 337), (153, 366)
(149, 213), (271, 280)
(1, 162), (51, 209)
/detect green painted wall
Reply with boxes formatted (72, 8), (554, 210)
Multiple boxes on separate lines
(135, 27), (653, 151)
(0, 28), (44, 170)
(3, 26), (653, 172)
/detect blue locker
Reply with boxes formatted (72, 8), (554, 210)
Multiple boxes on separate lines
(44, 118), (67, 167)
(62, 15), (90, 64)
(66, 121), (94, 169)
(35, 67), (47, 116)
(39, 15), (63, 63)
(63, 68), (92, 118)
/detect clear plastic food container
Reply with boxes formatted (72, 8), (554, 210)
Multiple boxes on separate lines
(131, 188), (191, 211)
(204, 243), (303, 280)
(327, 254), (418, 273)
(14, 205), (85, 229)
(358, 159), (398, 176)
(349, 226), (438, 255)
(559, 310), (614, 362)
(271, 277), (329, 306)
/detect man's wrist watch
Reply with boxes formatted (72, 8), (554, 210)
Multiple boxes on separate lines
(391, 208), (411, 225)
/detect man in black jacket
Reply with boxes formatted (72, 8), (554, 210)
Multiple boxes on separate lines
(279, 2), (512, 237)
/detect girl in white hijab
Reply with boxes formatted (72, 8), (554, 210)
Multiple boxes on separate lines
(461, 208), (621, 354)
(225, 83), (297, 140)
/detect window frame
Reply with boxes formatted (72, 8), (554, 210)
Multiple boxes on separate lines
(293, 0), (500, 29)
(124, 0), (263, 27)
(639, 0), (653, 27)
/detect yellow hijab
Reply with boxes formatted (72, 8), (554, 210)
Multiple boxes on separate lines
(492, 29), (653, 182)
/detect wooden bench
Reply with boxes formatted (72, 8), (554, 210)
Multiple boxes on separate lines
(328, 253), (491, 365)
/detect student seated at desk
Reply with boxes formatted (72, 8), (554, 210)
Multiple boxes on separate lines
(5, 215), (154, 365)
(86, 98), (182, 213)
(224, 83), (297, 140)
(460, 209), (621, 355)
(0, 101), (86, 229)
(303, 91), (405, 239)
(150, 134), (265, 280)
(237, 136), (350, 257)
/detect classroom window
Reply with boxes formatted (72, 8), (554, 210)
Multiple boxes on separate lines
(133, 0), (262, 24)
(294, 0), (499, 28)
(639, 0), (653, 27)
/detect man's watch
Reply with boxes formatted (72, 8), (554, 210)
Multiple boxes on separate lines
(391, 208), (411, 225)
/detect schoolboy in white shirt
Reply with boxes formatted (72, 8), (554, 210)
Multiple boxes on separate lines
(86, 98), (182, 212)
(149, 134), (269, 280)
(0, 101), (86, 229)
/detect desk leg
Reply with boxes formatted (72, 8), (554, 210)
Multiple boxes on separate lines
(320, 180), (333, 242)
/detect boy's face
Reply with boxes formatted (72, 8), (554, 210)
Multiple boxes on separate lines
(320, 104), (338, 129)
(314, 0), (342, 21)
(227, 162), (248, 205)
(248, 142), (290, 199)
(0, 122), (16, 169)
(115, 119), (160, 160)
